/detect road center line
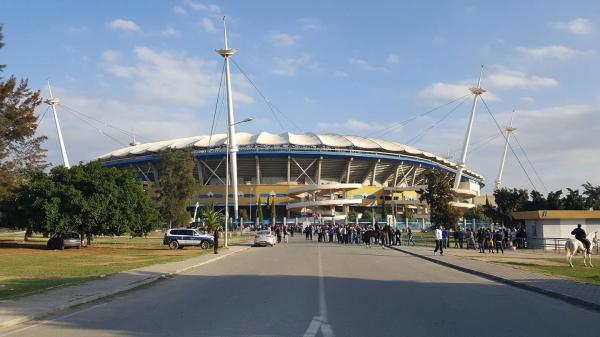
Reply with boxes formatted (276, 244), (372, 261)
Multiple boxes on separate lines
(303, 243), (334, 337)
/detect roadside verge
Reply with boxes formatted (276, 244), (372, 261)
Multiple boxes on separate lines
(387, 245), (600, 312)
(0, 245), (251, 329)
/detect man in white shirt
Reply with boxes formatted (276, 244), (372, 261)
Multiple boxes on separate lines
(434, 225), (444, 256)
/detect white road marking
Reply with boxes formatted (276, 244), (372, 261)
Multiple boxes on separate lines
(0, 302), (108, 337)
(303, 243), (334, 337)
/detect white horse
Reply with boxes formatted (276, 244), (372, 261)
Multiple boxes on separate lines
(565, 231), (598, 269)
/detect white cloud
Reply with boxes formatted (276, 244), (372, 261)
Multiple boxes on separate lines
(386, 54), (399, 65)
(160, 26), (181, 37)
(267, 32), (297, 47)
(554, 17), (593, 35)
(173, 6), (188, 15)
(419, 82), (500, 102)
(201, 18), (217, 33)
(486, 70), (557, 90)
(107, 19), (141, 32)
(317, 119), (388, 133)
(269, 54), (316, 76)
(333, 71), (348, 78)
(520, 96), (535, 103)
(102, 46), (253, 107)
(516, 45), (589, 60)
(349, 58), (388, 73)
(101, 50), (122, 62)
(298, 18), (323, 31)
(185, 1), (220, 12)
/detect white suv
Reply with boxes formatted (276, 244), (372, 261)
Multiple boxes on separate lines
(163, 228), (214, 250)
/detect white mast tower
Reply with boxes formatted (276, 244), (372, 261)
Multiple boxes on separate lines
(44, 81), (70, 168)
(453, 66), (485, 189)
(217, 17), (239, 246)
(494, 116), (516, 190)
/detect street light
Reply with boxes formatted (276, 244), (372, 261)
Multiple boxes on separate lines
(224, 116), (253, 248)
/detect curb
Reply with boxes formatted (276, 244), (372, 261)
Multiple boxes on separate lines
(0, 245), (252, 330)
(386, 245), (600, 313)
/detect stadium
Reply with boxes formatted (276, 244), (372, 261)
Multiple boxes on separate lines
(98, 131), (484, 226)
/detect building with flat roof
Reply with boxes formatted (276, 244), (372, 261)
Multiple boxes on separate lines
(513, 210), (600, 249)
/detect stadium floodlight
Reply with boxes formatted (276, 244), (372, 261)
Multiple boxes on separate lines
(233, 117), (253, 125)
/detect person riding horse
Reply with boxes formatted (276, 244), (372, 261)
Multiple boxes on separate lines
(572, 224), (591, 254)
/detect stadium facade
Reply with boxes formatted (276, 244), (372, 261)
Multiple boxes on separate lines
(99, 131), (484, 224)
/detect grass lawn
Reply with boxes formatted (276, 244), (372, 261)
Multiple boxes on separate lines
(501, 258), (600, 286)
(0, 231), (252, 300)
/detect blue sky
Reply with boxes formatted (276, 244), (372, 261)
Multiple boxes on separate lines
(1, 0), (599, 194)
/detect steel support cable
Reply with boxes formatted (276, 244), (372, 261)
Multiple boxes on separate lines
(368, 94), (470, 138)
(60, 108), (127, 146)
(448, 132), (501, 159)
(512, 134), (548, 193)
(37, 106), (51, 124)
(207, 62), (226, 149)
(231, 59), (297, 132)
(407, 96), (470, 145)
(480, 97), (538, 191)
(59, 103), (154, 143)
(467, 133), (501, 156)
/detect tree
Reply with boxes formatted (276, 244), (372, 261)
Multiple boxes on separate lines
(363, 208), (376, 223)
(0, 24), (47, 201)
(403, 207), (415, 227)
(256, 197), (263, 223)
(582, 182), (600, 210)
(493, 188), (528, 227)
(8, 162), (159, 242)
(156, 148), (197, 227)
(482, 196), (498, 224)
(418, 170), (462, 230)
(464, 205), (490, 221)
(347, 209), (359, 222)
(201, 203), (222, 232)
(546, 190), (563, 210)
(562, 188), (587, 210)
(527, 190), (547, 211)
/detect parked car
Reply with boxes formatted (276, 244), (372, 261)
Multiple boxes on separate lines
(47, 233), (81, 250)
(163, 228), (214, 250)
(254, 230), (276, 247)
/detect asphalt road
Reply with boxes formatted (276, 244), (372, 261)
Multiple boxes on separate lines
(2, 237), (599, 337)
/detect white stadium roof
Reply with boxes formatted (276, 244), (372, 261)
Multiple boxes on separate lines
(99, 131), (483, 180)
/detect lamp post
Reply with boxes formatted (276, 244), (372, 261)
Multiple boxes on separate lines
(223, 117), (253, 248)
(269, 191), (276, 227)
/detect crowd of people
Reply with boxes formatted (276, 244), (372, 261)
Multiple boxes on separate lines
(433, 225), (528, 255)
(263, 223), (528, 254)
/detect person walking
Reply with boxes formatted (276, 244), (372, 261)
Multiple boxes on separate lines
(477, 228), (485, 253)
(457, 228), (464, 249)
(213, 227), (220, 254)
(442, 227), (449, 248)
(407, 227), (415, 246)
(494, 229), (504, 254)
(434, 225), (444, 256)
(284, 225), (289, 243)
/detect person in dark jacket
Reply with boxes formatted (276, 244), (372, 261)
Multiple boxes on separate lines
(572, 224), (591, 254)
(213, 228), (220, 254)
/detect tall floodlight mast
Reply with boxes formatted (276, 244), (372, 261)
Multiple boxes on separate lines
(44, 81), (70, 168)
(494, 116), (516, 190)
(453, 66), (485, 189)
(216, 17), (239, 246)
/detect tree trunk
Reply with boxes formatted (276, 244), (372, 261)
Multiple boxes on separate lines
(24, 228), (32, 241)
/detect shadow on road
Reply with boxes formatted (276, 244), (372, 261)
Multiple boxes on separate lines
(7, 271), (599, 337)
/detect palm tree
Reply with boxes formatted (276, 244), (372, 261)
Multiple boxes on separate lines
(202, 203), (223, 232)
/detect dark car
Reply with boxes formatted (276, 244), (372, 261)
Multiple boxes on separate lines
(47, 233), (81, 250)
